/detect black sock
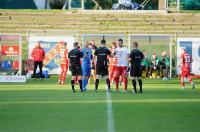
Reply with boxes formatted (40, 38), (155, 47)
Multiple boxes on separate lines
(106, 79), (110, 90)
(71, 80), (75, 91)
(95, 79), (99, 90)
(132, 79), (137, 92)
(138, 79), (143, 92)
(78, 80), (83, 91)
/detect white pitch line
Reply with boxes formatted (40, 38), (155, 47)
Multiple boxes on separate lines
(106, 92), (115, 132)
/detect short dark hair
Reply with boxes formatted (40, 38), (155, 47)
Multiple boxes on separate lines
(101, 39), (106, 44)
(118, 39), (123, 43)
(73, 42), (79, 47)
(133, 42), (138, 48)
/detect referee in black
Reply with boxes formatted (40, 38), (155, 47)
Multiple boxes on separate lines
(129, 42), (144, 94)
(68, 42), (83, 92)
(93, 39), (111, 92)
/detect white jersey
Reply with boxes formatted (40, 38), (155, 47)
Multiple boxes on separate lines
(115, 47), (129, 67)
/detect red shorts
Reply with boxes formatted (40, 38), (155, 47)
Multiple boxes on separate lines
(109, 65), (116, 74)
(114, 66), (128, 77)
(181, 65), (190, 77)
(61, 64), (68, 71)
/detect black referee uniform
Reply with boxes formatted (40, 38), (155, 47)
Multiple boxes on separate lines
(129, 48), (144, 93)
(94, 45), (111, 91)
(68, 48), (83, 92)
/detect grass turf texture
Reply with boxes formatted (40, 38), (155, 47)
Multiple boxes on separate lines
(0, 77), (200, 132)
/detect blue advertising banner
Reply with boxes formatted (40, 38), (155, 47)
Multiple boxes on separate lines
(28, 36), (75, 74)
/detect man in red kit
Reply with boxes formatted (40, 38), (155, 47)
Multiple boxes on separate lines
(113, 39), (129, 92)
(179, 48), (195, 90)
(109, 42), (118, 84)
(31, 42), (45, 80)
(58, 42), (69, 85)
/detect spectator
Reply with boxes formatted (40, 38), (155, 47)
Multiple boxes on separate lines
(31, 42), (45, 80)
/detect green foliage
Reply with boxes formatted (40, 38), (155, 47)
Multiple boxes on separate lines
(49, 0), (66, 9)
(181, 0), (200, 10)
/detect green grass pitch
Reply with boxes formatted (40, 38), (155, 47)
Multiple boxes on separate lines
(0, 77), (200, 132)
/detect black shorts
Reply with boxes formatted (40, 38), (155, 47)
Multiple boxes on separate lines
(96, 64), (108, 76)
(130, 65), (142, 77)
(70, 65), (82, 76)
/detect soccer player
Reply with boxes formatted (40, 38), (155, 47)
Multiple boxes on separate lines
(93, 39), (111, 92)
(68, 42), (84, 92)
(159, 51), (170, 80)
(179, 48), (195, 90)
(113, 39), (129, 91)
(109, 42), (118, 84)
(129, 42), (144, 94)
(89, 40), (97, 83)
(149, 53), (160, 79)
(141, 50), (150, 78)
(58, 42), (69, 85)
(82, 41), (93, 91)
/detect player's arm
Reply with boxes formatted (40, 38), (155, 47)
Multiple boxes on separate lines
(128, 51), (133, 62)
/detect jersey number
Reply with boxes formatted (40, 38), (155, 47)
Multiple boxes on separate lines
(185, 55), (191, 63)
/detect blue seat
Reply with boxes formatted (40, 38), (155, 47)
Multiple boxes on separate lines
(1, 61), (11, 69)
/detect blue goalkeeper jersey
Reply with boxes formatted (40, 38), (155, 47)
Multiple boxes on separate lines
(82, 47), (92, 67)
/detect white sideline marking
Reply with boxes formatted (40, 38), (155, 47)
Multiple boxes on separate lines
(0, 99), (200, 105)
(106, 92), (115, 132)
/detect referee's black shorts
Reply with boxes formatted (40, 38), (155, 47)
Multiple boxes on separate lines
(96, 64), (108, 76)
(130, 65), (142, 77)
(70, 65), (82, 76)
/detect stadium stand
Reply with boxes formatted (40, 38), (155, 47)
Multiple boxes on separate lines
(0, 10), (200, 58)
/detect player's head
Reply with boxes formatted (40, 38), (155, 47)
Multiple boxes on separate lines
(112, 42), (117, 49)
(91, 40), (95, 45)
(162, 51), (167, 56)
(36, 42), (41, 48)
(89, 43), (92, 49)
(132, 42), (138, 49)
(61, 42), (67, 49)
(181, 47), (186, 54)
(101, 39), (106, 46)
(84, 41), (89, 48)
(152, 53), (157, 59)
(73, 42), (79, 49)
(142, 50), (146, 55)
(118, 39), (123, 47)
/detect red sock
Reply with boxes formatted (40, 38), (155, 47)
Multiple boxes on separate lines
(124, 78), (128, 90)
(115, 76), (119, 90)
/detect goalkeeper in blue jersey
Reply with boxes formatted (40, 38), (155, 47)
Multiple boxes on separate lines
(82, 41), (93, 91)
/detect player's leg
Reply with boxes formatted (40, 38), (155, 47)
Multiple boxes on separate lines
(103, 66), (111, 92)
(160, 65), (164, 78)
(70, 66), (76, 92)
(82, 65), (87, 90)
(180, 76), (185, 89)
(77, 66), (83, 92)
(109, 65), (114, 84)
(95, 66), (100, 92)
(145, 66), (149, 78)
(187, 73), (195, 90)
(149, 66), (153, 78)
(156, 66), (160, 78)
(38, 61), (43, 80)
(113, 66), (120, 91)
(130, 66), (137, 93)
(59, 64), (64, 84)
(137, 66), (143, 93)
(61, 64), (67, 85)
(33, 61), (38, 80)
(122, 66), (128, 91)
